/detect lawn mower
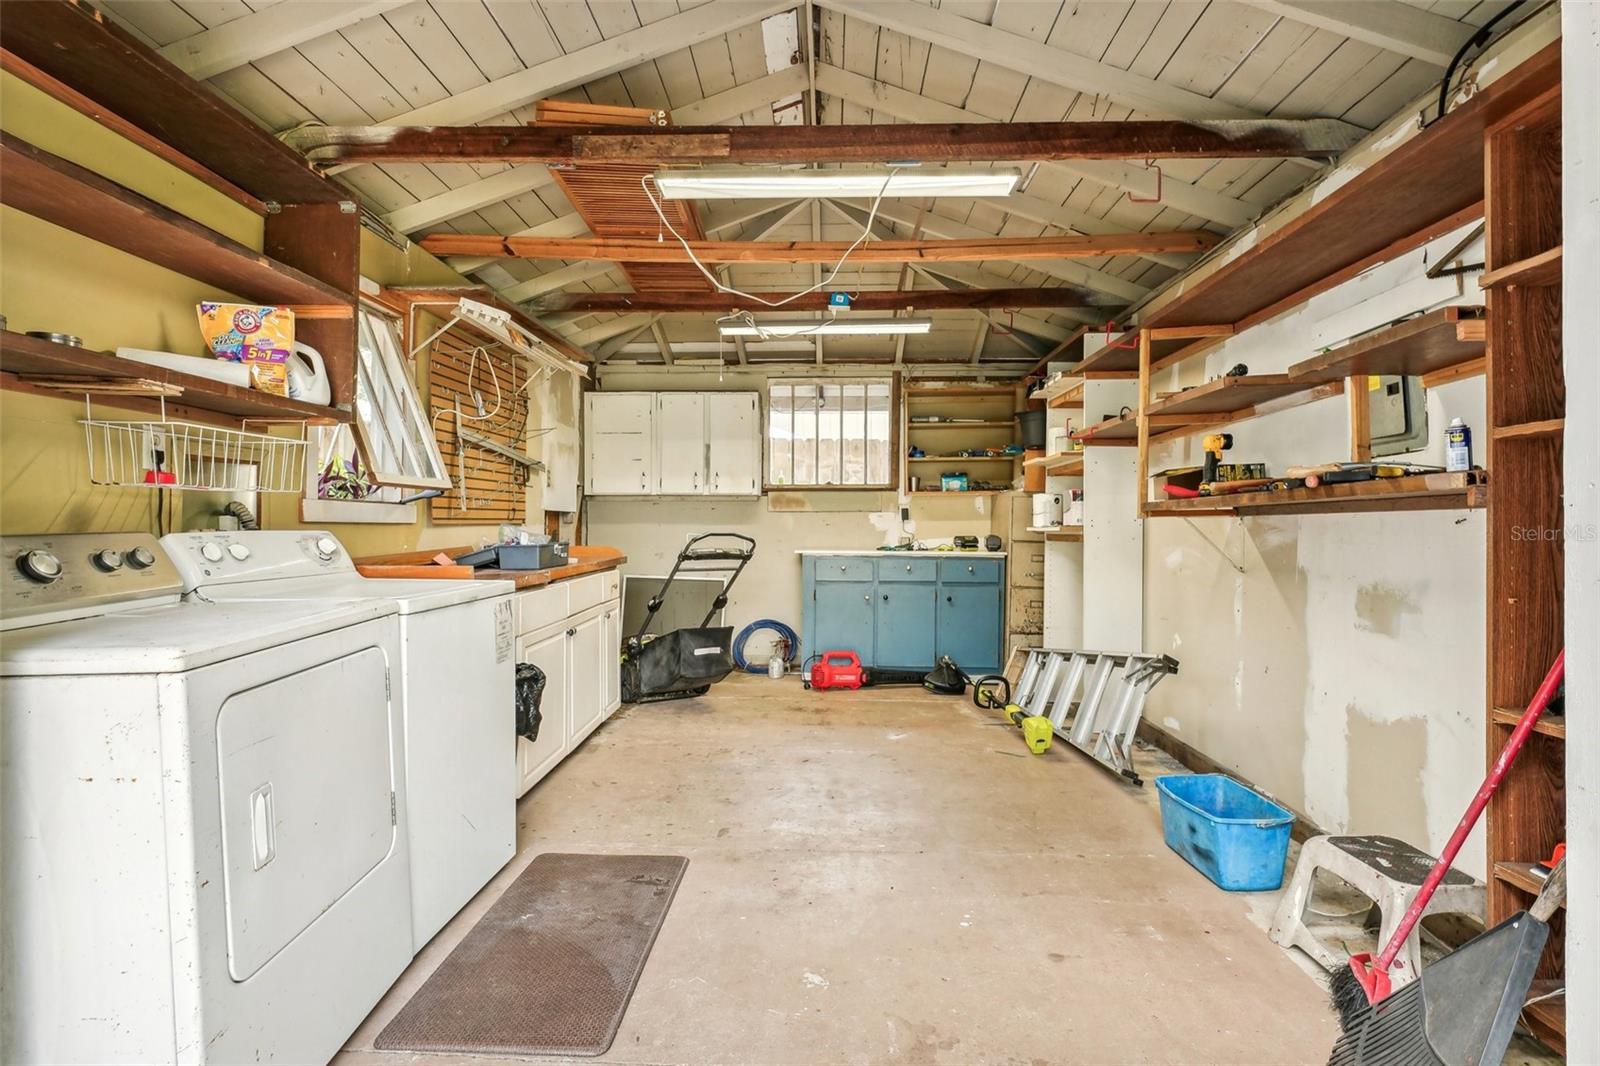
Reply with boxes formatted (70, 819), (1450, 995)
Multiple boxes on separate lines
(620, 532), (755, 704)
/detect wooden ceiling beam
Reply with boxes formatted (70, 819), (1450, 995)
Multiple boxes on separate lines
(286, 118), (1360, 167)
(420, 231), (1220, 265)
(528, 287), (1114, 313)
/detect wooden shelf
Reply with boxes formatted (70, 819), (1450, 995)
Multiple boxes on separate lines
(1031, 525), (1084, 541)
(1030, 375), (1082, 403)
(1124, 42), (1557, 332)
(0, 330), (346, 423)
(907, 420), (1014, 429)
(1047, 454), (1084, 477)
(1071, 412), (1138, 444)
(0, 134), (355, 311)
(1490, 706), (1566, 739)
(1493, 862), (1565, 906)
(909, 454), (1016, 462)
(1522, 980), (1566, 1053)
(1493, 417), (1563, 441)
(1146, 472), (1488, 517)
(1287, 307), (1486, 385)
(1143, 374), (1335, 438)
(0, 3), (343, 207)
(1480, 245), (1562, 289)
(908, 490), (1004, 497)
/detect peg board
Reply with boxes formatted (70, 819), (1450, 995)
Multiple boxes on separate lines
(427, 329), (531, 524)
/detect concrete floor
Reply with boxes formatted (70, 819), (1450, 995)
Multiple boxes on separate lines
(339, 673), (1340, 1065)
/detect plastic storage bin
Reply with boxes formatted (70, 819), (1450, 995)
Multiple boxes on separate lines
(1155, 774), (1294, 891)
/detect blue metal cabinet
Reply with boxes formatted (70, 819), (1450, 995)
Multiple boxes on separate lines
(875, 582), (937, 668)
(936, 584), (1003, 670)
(801, 553), (1004, 673)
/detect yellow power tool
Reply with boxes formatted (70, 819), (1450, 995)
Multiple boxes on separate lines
(1201, 431), (1233, 484)
(971, 675), (1053, 755)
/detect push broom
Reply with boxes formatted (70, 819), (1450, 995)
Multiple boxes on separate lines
(1326, 650), (1565, 1051)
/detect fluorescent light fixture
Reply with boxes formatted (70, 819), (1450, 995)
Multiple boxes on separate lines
(654, 167), (1022, 200)
(718, 318), (934, 337)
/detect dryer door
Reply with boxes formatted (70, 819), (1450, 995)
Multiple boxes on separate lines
(216, 645), (395, 980)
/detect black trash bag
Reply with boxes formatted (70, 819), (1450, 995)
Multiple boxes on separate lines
(621, 626), (734, 703)
(515, 662), (546, 742)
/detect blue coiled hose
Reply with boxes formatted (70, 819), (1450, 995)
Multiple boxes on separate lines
(731, 619), (799, 673)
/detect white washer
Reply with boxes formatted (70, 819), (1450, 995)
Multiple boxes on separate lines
(163, 530), (517, 950)
(1, 533), (412, 1065)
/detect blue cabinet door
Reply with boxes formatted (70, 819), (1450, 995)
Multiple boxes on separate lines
(874, 583), (936, 668)
(811, 580), (877, 661)
(936, 584), (1002, 672)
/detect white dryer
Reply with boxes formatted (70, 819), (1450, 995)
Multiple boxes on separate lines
(163, 531), (516, 950)
(0, 533), (412, 1065)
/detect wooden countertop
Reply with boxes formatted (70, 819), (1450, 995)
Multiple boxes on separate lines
(354, 544), (626, 591)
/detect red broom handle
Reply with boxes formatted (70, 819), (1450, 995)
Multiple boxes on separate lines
(1374, 649), (1565, 972)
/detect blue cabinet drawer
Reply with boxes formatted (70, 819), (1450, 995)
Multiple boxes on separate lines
(815, 556), (875, 581)
(877, 557), (937, 583)
(939, 557), (1002, 584)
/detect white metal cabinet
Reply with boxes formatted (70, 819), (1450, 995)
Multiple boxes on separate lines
(655, 393), (707, 493)
(706, 391), (761, 495)
(585, 392), (654, 495)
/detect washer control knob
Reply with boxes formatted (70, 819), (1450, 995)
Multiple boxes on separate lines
(17, 549), (63, 584)
(126, 546), (157, 570)
(200, 543), (225, 563)
(227, 543), (251, 561)
(315, 536), (339, 559)
(92, 549), (124, 572)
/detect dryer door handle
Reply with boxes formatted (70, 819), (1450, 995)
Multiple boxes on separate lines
(250, 783), (276, 870)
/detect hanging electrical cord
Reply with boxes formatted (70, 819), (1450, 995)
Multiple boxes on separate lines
(1426, 0), (1528, 128)
(640, 165), (905, 318)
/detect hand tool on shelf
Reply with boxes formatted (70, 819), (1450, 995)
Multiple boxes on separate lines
(1329, 649), (1566, 1031)
(1328, 857), (1567, 1066)
(1201, 432), (1233, 484)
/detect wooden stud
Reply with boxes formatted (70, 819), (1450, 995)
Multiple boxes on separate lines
(1347, 374), (1372, 462)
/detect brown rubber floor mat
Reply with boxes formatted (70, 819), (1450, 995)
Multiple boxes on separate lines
(374, 852), (688, 1057)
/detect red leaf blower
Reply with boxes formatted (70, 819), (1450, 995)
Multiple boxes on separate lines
(805, 650), (867, 690)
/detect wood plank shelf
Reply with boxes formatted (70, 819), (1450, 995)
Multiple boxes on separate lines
(1046, 454), (1085, 476)
(907, 420), (1014, 429)
(1493, 862), (1565, 906)
(907, 455), (1017, 463)
(1287, 307), (1487, 384)
(1146, 472), (1487, 517)
(1048, 385), (1084, 409)
(908, 490), (1003, 497)
(1490, 706), (1566, 739)
(1030, 525), (1084, 541)
(1492, 418), (1564, 440)
(1522, 980), (1566, 1053)
(1480, 245), (1562, 289)
(1071, 413), (1139, 444)
(0, 330), (346, 423)
(0, 134), (355, 310)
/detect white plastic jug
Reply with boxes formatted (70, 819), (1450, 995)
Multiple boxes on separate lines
(287, 342), (331, 405)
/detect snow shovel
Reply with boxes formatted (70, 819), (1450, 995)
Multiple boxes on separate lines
(1327, 856), (1566, 1066)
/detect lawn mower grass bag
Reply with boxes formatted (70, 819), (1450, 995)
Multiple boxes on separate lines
(620, 532), (755, 704)
(620, 627), (735, 703)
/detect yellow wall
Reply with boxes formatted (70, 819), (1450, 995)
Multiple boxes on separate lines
(0, 70), (554, 556)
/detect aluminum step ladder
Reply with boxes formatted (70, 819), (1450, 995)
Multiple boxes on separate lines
(1010, 647), (1180, 784)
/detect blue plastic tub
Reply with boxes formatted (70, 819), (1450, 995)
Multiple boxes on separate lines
(1155, 774), (1294, 891)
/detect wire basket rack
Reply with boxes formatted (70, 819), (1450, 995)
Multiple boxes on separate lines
(81, 398), (307, 494)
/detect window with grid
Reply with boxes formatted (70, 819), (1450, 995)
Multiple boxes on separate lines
(767, 379), (892, 488)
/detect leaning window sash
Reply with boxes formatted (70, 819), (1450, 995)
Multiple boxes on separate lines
(351, 304), (451, 490)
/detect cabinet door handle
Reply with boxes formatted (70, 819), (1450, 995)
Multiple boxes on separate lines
(640, 471), (647, 491)
(946, 595), (953, 604)
(863, 594), (870, 604)
(567, 627), (576, 637)
(967, 565), (974, 573)
(882, 593), (889, 601)
(904, 564), (912, 572)
(839, 565), (847, 573)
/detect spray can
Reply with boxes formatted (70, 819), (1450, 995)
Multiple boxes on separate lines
(1446, 417), (1473, 472)
(767, 654), (786, 680)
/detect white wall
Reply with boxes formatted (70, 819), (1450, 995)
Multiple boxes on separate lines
(586, 368), (1015, 640)
(1563, 4), (1599, 1057)
(1142, 224), (1493, 876)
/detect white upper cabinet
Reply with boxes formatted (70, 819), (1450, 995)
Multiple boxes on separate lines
(655, 393), (707, 494)
(584, 391), (761, 496)
(706, 391), (761, 496)
(585, 392), (654, 495)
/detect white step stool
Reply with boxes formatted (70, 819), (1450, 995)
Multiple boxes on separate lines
(1269, 834), (1485, 988)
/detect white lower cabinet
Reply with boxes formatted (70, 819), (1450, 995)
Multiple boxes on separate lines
(513, 573), (623, 797)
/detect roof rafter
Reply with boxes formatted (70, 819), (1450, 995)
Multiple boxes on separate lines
(1250, 1), (1478, 66)
(499, 260), (617, 303)
(527, 287), (1109, 313)
(158, 1), (407, 81)
(814, 65), (1256, 229)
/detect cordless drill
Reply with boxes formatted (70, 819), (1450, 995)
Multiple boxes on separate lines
(1202, 432), (1233, 485)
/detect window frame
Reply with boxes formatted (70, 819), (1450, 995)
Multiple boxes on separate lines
(350, 302), (451, 491)
(299, 422), (417, 525)
(763, 376), (897, 492)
